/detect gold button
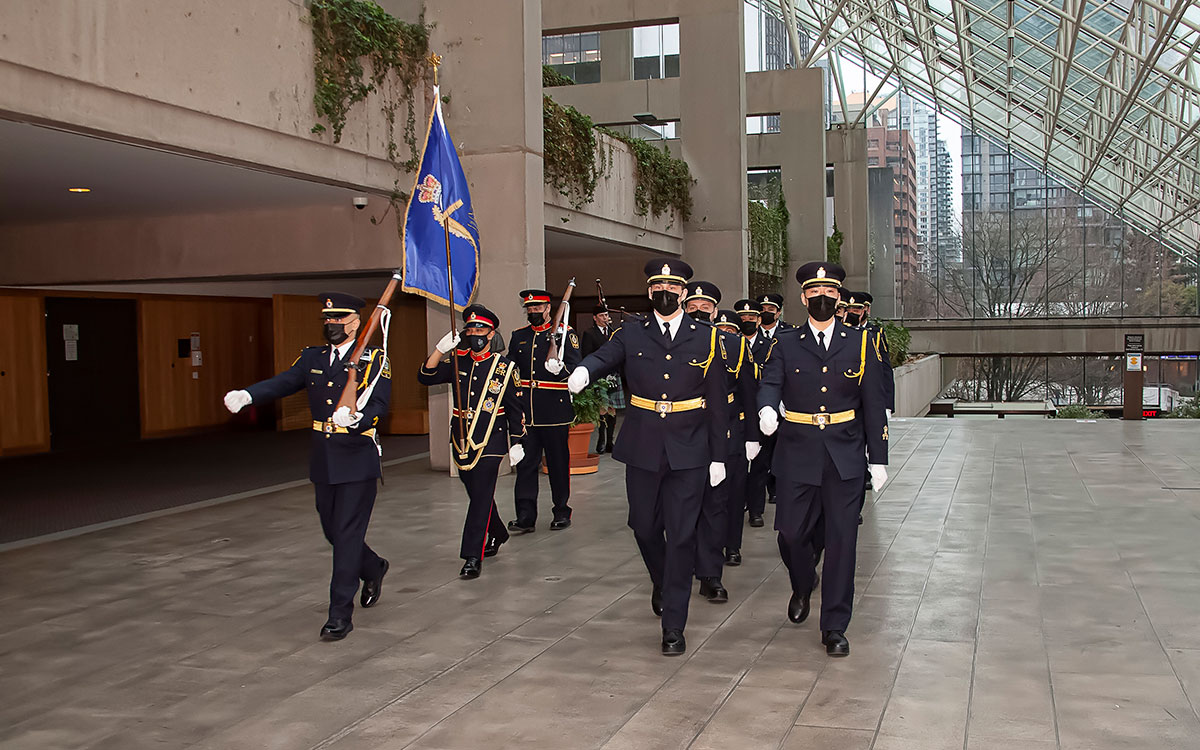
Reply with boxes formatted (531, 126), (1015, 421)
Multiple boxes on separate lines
(326, 399), (333, 405)
(664, 374), (670, 380)
(662, 393), (668, 398)
(327, 381), (333, 387)
(821, 386), (827, 392)
(795, 369), (800, 373)
(822, 366), (828, 373)
(819, 405), (826, 412)
(819, 424), (826, 431)
(666, 354), (672, 360)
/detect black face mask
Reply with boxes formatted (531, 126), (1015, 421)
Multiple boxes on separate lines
(526, 311), (546, 327)
(650, 290), (680, 316)
(761, 311), (777, 325)
(845, 312), (862, 327)
(806, 294), (838, 322)
(738, 320), (759, 336)
(688, 307), (713, 323)
(464, 334), (490, 353)
(323, 322), (350, 346)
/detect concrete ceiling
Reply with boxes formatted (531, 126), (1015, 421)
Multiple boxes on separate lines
(544, 227), (669, 259)
(0, 119), (367, 224)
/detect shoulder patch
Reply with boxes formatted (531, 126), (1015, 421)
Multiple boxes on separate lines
(569, 332), (580, 348)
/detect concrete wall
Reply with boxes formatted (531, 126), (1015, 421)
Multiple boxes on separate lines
(868, 166), (896, 318)
(893, 354), (947, 417)
(0, 204), (397, 285)
(0, 0), (411, 192)
(543, 131), (683, 254)
(906, 318), (1200, 356)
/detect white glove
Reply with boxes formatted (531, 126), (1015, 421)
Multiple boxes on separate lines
(567, 366), (590, 394)
(709, 462), (726, 487)
(224, 390), (252, 414)
(435, 331), (461, 354)
(758, 407), (778, 436)
(331, 406), (362, 428)
(885, 409), (893, 419)
(868, 464), (888, 489)
(508, 443), (525, 466)
(545, 358), (565, 375)
(745, 441), (761, 461)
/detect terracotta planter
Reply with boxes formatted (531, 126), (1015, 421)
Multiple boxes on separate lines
(542, 422), (600, 475)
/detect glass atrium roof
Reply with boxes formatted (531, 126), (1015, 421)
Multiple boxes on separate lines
(764, 0), (1200, 263)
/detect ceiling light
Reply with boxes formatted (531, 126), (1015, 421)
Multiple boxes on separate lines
(67, 187), (91, 193)
(634, 112), (661, 125)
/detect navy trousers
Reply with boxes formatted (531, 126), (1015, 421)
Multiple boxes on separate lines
(625, 456), (706, 632)
(747, 432), (777, 515)
(314, 479), (385, 621)
(513, 424), (572, 526)
(459, 456), (510, 560)
(775, 449), (861, 632)
(695, 450), (749, 578)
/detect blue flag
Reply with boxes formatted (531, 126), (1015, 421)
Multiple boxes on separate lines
(400, 85), (480, 309)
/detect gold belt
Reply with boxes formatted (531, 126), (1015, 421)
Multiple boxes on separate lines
(313, 420), (377, 437)
(629, 395), (706, 418)
(452, 407), (505, 417)
(782, 408), (855, 430)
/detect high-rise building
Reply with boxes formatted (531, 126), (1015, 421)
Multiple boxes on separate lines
(866, 127), (919, 286)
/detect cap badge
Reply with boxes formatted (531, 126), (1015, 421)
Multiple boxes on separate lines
(817, 267), (826, 278)
(661, 263), (671, 276)
(326, 298), (333, 308)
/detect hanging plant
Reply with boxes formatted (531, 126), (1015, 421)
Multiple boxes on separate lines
(748, 196), (789, 284)
(543, 95), (606, 209)
(310, 0), (430, 175)
(827, 220), (844, 264)
(543, 65), (576, 87)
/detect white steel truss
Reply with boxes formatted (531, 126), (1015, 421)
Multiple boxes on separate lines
(759, 0), (1200, 264)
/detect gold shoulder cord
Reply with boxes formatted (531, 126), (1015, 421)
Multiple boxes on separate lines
(843, 329), (868, 384)
(688, 326), (718, 375)
(451, 357), (506, 469)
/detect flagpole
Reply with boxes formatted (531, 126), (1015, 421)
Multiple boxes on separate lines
(430, 54), (468, 460)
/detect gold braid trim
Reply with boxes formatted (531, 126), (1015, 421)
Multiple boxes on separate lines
(688, 326), (718, 376)
(843, 329), (868, 384)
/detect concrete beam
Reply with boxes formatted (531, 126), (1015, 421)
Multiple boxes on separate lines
(542, 0), (679, 35)
(827, 126), (869, 292)
(906, 317), (1200, 356)
(543, 78), (680, 126)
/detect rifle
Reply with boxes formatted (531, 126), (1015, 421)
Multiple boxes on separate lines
(335, 271), (399, 413)
(545, 277), (576, 364)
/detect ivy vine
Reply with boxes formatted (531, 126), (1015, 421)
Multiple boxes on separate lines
(543, 95), (692, 222)
(826, 220), (844, 264)
(748, 197), (789, 286)
(310, 0), (430, 175)
(543, 65), (576, 87)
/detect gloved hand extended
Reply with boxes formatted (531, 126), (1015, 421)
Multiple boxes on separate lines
(758, 407), (778, 436)
(709, 462), (726, 487)
(224, 390), (251, 414)
(508, 443), (525, 466)
(567, 366), (590, 394)
(332, 406), (362, 428)
(868, 464), (888, 489)
(745, 441), (761, 461)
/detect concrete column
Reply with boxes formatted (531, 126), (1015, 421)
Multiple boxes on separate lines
(424, 0), (544, 469)
(679, 0), (747, 295)
(599, 29), (632, 82)
(779, 68), (828, 313)
(868, 166), (897, 317)
(827, 125), (870, 293)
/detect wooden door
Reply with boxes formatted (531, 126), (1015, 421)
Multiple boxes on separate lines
(0, 294), (51, 455)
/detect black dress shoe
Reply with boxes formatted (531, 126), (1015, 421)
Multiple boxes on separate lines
(360, 558), (389, 608)
(858, 514), (864, 525)
(550, 517), (572, 530)
(749, 514), (765, 528)
(484, 536), (503, 558)
(767, 494), (777, 505)
(822, 630), (850, 656)
(699, 577), (729, 603)
(788, 592), (810, 623)
(507, 520), (535, 534)
(459, 557), (482, 579)
(661, 628), (686, 656)
(724, 548), (742, 566)
(651, 586), (664, 617)
(320, 618), (353, 641)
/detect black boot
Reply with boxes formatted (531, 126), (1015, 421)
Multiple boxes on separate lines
(595, 420), (607, 454)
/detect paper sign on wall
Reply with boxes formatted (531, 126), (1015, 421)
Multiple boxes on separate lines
(191, 333), (201, 351)
(192, 351), (203, 367)
(64, 341), (78, 361)
(1126, 354), (1141, 371)
(63, 324), (79, 341)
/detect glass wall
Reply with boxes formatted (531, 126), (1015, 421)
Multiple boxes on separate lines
(541, 32), (601, 84)
(900, 128), (1200, 320)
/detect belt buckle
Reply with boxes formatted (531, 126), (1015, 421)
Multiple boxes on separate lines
(323, 421), (334, 434)
(815, 414), (828, 426)
(655, 400), (672, 417)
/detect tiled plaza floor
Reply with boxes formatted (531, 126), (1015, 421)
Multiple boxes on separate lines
(2, 419), (1200, 749)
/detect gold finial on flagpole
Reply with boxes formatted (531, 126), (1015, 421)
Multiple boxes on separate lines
(428, 52), (443, 86)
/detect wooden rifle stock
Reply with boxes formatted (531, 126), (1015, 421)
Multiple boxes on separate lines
(545, 277), (576, 363)
(336, 273), (401, 413)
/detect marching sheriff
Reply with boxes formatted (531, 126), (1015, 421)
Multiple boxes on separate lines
(223, 293), (391, 642)
(757, 262), (889, 657)
(568, 259), (730, 656)
(506, 289), (582, 533)
(419, 305), (527, 579)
